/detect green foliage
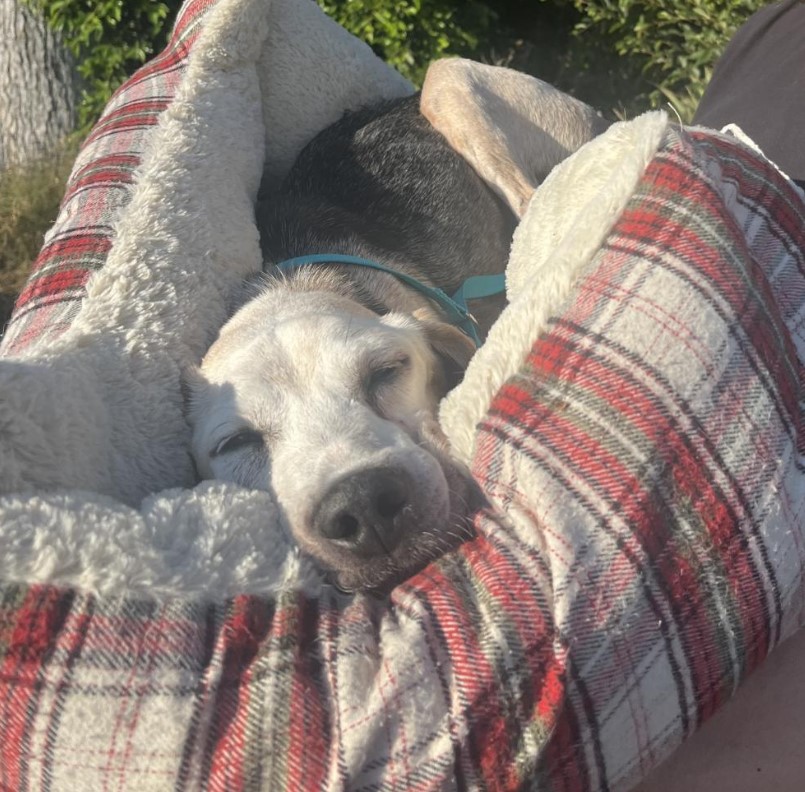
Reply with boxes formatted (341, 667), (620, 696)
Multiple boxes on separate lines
(316, 0), (495, 84)
(20, 0), (766, 130)
(24, 0), (182, 129)
(565, 0), (764, 120)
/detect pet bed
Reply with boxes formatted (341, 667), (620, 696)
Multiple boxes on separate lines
(0, 0), (803, 789)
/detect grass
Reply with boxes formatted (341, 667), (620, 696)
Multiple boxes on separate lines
(0, 141), (78, 331)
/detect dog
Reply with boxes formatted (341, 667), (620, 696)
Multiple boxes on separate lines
(186, 60), (608, 591)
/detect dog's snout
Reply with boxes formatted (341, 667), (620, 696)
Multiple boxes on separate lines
(313, 467), (412, 557)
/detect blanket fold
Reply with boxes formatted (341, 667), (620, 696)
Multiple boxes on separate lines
(0, 0), (803, 789)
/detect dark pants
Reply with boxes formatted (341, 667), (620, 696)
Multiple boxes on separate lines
(693, 0), (805, 190)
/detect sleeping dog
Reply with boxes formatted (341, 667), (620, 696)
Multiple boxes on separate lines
(186, 60), (607, 591)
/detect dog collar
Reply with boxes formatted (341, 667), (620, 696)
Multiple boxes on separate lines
(274, 253), (505, 347)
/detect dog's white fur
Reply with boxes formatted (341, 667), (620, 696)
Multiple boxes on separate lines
(188, 286), (476, 589)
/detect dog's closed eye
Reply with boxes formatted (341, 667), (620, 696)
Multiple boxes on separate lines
(365, 355), (410, 396)
(212, 428), (264, 457)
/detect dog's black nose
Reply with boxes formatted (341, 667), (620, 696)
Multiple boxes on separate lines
(313, 467), (411, 557)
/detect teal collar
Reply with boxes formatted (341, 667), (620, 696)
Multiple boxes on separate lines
(274, 253), (505, 347)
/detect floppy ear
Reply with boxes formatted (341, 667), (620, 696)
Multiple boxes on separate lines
(179, 363), (207, 421)
(421, 58), (610, 219)
(414, 308), (477, 397)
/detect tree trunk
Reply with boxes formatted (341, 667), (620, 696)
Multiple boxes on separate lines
(0, 0), (78, 169)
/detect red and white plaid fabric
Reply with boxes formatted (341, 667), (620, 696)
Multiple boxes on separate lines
(1, 1), (804, 790)
(0, 0), (215, 355)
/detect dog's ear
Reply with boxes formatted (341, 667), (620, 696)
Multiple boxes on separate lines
(421, 58), (610, 219)
(179, 363), (207, 421)
(179, 365), (206, 483)
(414, 309), (477, 397)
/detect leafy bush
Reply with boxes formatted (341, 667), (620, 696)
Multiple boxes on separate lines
(24, 0), (182, 129)
(317, 0), (496, 84)
(23, 0), (765, 127)
(564, 0), (764, 119)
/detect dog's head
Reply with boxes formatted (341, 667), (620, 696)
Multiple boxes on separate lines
(185, 287), (480, 591)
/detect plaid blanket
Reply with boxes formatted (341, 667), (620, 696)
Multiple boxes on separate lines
(1, 0), (804, 789)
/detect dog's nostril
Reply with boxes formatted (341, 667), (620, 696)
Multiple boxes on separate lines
(332, 512), (360, 541)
